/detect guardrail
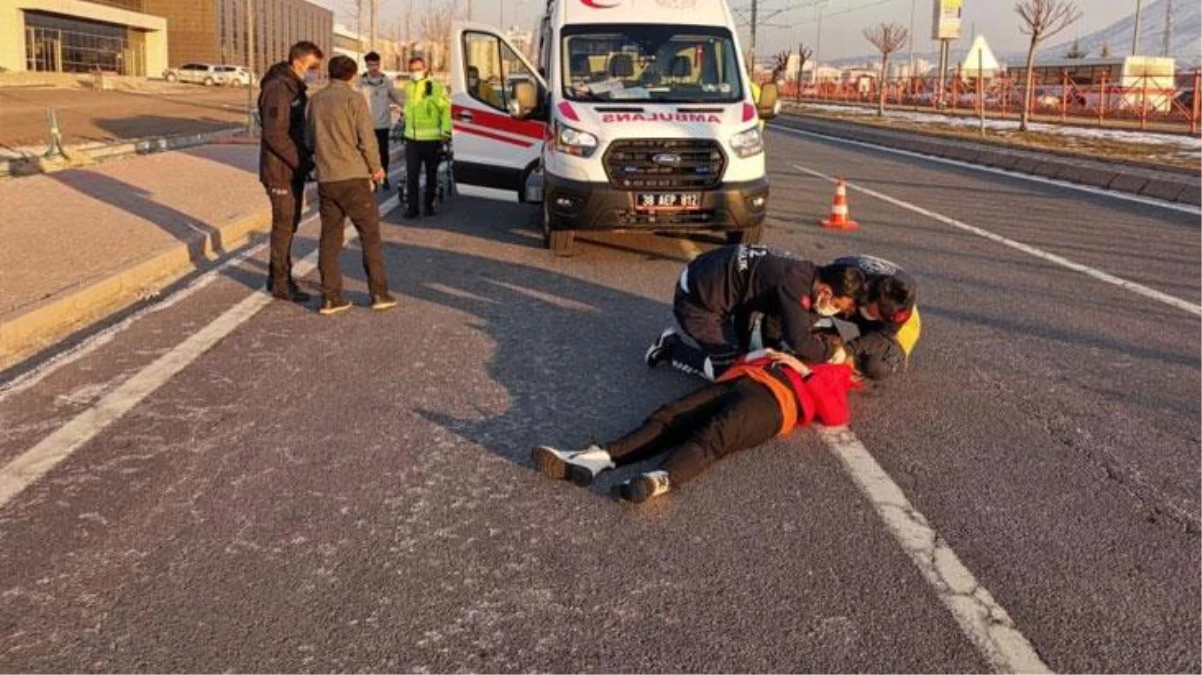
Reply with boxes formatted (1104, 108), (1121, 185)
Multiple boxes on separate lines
(781, 69), (1202, 135)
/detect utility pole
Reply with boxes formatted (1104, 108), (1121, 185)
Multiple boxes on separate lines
(1162, 0), (1173, 57)
(750, 0), (758, 58)
(1132, 0), (1143, 56)
(246, 0), (255, 133)
(370, 0), (379, 52)
(468, 0), (473, 21)
(908, 0), (917, 77)
(814, 2), (824, 83)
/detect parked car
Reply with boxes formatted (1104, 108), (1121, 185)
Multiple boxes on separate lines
(216, 65), (255, 87)
(163, 64), (230, 86)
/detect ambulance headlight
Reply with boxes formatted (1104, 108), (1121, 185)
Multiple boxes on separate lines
(729, 127), (764, 158)
(556, 122), (598, 158)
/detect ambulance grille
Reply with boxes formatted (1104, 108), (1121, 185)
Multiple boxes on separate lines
(602, 139), (726, 190)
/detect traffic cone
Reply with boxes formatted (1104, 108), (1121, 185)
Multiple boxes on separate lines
(821, 178), (859, 231)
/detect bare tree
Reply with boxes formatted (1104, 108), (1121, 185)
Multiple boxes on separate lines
(863, 23), (909, 116)
(771, 51), (791, 81)
(1015, 0), (1081, 130)
(793, 44), (812, 97)
(419, 2), (455, 74)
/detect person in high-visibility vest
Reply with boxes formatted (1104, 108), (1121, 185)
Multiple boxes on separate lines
(401, 56), (451, 218)
(750, 79), (765, 131)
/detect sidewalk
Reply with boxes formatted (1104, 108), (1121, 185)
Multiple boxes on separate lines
(0, 141), (278, 369)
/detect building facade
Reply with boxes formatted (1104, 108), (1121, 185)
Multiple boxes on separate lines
(142, 0), (331, 77)
(0, 0), (168, 76)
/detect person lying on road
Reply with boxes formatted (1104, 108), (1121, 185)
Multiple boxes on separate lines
(644, 244), (866, 380)
(533, 350), (859, 504)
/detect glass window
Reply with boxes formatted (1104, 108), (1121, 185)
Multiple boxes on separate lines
(561, 23), (742, 103)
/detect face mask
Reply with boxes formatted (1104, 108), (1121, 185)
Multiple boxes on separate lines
(815, 303), (840, 317)
(813, 291), (840, 317)
(468, 77), (479, 88)
(304, 70), (317, 84)
(410, 70), (426, 80)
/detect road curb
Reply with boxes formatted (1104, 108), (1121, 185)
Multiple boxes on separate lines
(775, 114), (1201, 206)
(0, 126), (245, 178)
(0, 197), (285, 370)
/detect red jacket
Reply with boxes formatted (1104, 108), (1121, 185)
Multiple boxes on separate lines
(719, 359), (859, 435)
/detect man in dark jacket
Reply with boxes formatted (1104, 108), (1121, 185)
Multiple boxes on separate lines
(258, 41), (323, 302)
(645, 245), (865, 380)
(833, 254), (920, 380)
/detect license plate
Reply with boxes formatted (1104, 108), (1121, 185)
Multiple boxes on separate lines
(636, 192), (702, 211)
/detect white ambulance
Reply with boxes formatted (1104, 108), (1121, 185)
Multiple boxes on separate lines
(449, 0), (779, 253)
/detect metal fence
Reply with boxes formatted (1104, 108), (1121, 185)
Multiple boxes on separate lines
(781, 69), (1202, 135)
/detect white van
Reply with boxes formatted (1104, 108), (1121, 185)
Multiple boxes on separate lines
(450, 0), (779, 253)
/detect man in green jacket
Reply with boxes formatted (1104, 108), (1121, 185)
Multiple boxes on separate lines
(401, 56), (452, 218)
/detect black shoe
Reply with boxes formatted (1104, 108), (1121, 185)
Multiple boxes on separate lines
(319, 296), (353, 315)
(287, 282), (312, 303)
(644, 328), (679, 368)
(370, 293), (398, 311)
(615, 471), (672, 504)
(404, 207), (420, 219)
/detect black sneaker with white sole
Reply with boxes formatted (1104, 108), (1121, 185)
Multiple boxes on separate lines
(531, 445), (615, 487)
(644, 328), (679, 368)
(615, 470), (672, 503)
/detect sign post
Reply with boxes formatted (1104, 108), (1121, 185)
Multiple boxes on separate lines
(931, 0), (962, 109)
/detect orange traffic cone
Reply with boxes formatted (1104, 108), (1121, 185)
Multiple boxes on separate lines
(821, 178), (859, 231)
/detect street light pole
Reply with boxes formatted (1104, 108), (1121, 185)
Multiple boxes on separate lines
(1162, 0), (1173, 57)
(908, 0), (917, 77)
(246, 0), (255, 133)
(813, 3), (824, 83)
(1132, 0), (1143, 56)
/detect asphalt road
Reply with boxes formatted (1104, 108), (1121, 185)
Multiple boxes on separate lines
(0, 126), (1198, 673)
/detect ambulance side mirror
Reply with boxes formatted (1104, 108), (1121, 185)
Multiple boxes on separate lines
(758, 82), (780, 120)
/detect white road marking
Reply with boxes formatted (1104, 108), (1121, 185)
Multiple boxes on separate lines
(818, 426), (1052, 674)
(773, 124), (1202, 216)
(794, 164), (1202, 317)
(0, 239), (272, 403)
(0, 192), (401, 509)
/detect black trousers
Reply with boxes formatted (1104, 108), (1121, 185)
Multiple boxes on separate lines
(317, 179), (390, 300)
(374, 128), (391, 174)
(603, 378), (782, 486)
(404, 139), (440, 210)
(265, 179), (305, 287)
(663, 286), (751, 379)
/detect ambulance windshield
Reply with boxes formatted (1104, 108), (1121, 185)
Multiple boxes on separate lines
(562, 24), (744, 103)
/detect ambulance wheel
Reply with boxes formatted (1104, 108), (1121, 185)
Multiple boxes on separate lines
(542, 201), (574, 254)
(726, 225), (764, 245)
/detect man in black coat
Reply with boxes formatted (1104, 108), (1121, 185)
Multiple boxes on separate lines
(258, 41), (323, 302)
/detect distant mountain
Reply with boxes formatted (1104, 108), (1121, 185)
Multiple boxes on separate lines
(1047, 0), (1200, 66)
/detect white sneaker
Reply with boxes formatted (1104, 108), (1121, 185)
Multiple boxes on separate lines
(616, 470), (672, 503)
(531, 444), (615, 487)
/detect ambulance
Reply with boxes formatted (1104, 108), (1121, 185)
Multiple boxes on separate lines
(450, 0), (779, 253)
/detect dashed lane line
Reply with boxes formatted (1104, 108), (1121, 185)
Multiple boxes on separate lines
(794, 164), (1202, 318)
(819, 427), (1052, 674)
(0, 192), (401, 509)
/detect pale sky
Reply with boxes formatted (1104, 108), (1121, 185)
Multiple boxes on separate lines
(312, 0), (1142, 60)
